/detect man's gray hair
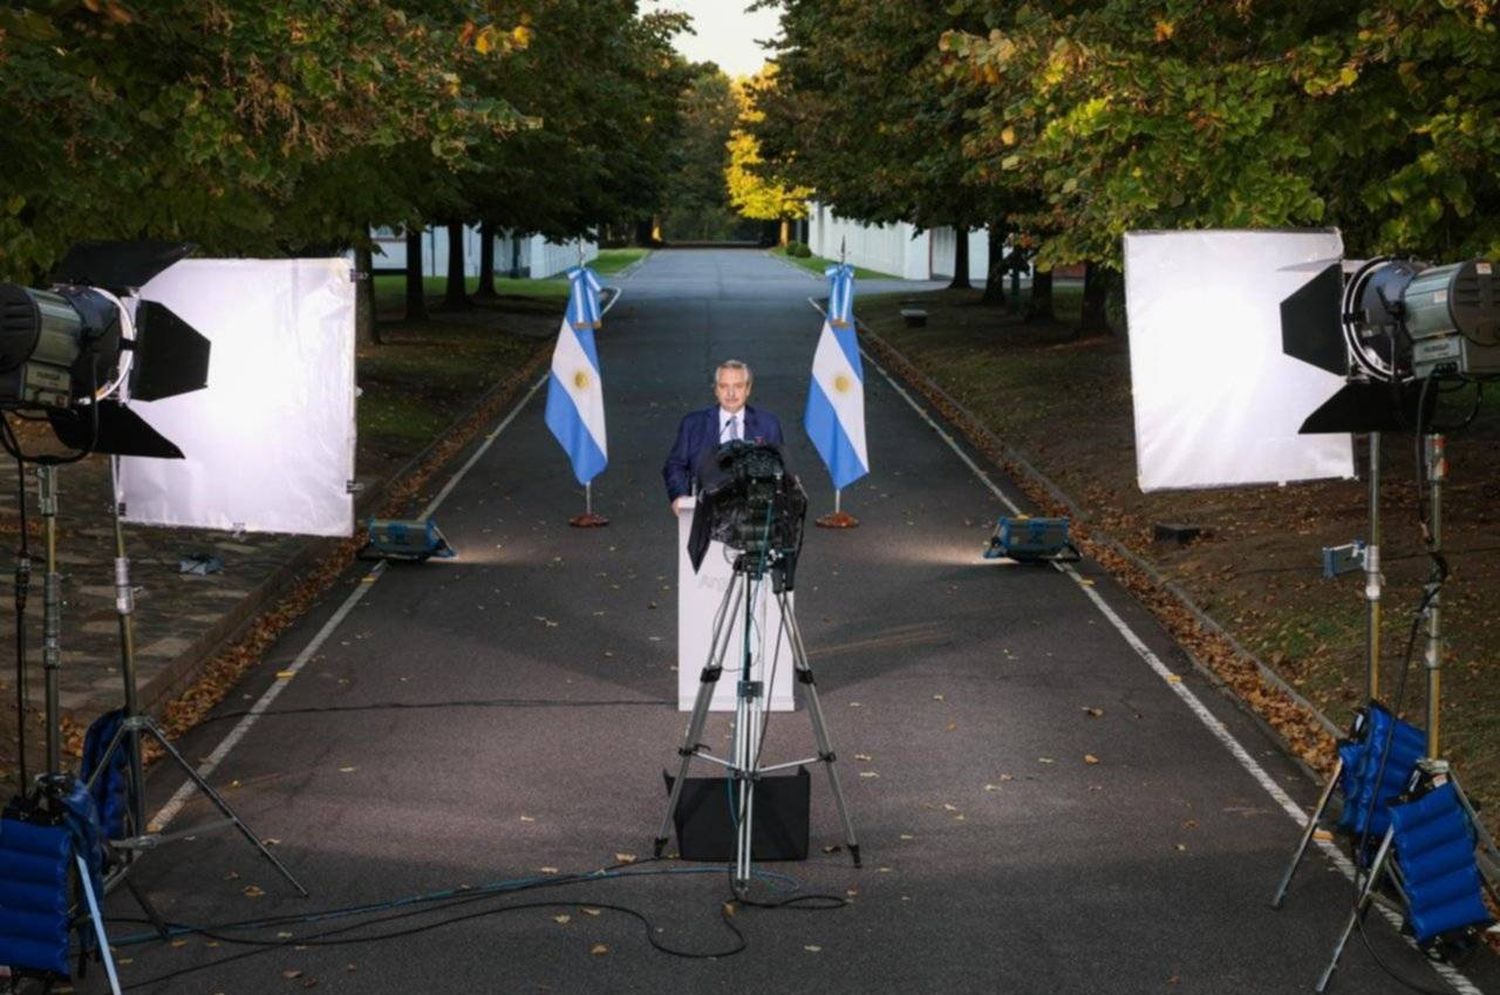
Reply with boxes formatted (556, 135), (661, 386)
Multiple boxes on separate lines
(715, 359), (753, 385)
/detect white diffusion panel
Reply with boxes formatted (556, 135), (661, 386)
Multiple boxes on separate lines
(1123, 230), (1354, 491)
(119, 259), (355, 536)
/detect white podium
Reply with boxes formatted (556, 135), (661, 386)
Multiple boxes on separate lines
(676, 497), (796, 712)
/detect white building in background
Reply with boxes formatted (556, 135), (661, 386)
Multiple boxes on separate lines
(806, 201), (991, 281)
(370, 226), (597, 279)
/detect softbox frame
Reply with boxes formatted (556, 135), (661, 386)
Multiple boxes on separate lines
(1123, 230), (1355, 491)
(117, 259), (356, 537)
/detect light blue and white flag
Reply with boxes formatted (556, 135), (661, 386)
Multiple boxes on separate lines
(545, 265), (607, 485)
(826, 260), (854, 327)
(804, 264), (868, 490)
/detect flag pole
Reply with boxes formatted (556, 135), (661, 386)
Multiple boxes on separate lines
(571, 480), (608, 528)
(816, 245), (860, 528)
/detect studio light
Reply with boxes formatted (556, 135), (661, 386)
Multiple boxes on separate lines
(1284, 255), (1498, 433)
(0, 241), (210, 459)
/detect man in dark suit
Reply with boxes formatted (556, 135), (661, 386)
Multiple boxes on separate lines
(663, 359), (784, 514)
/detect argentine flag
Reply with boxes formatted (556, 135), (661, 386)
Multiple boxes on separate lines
(804, 265), (868, 489)
(545, 266), (607, 485)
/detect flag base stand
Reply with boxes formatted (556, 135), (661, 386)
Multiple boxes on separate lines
(568, 482), (608, 528)
(814, 489), (858, 529)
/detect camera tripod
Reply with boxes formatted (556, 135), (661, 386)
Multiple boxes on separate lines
(654, 548), (860, 888)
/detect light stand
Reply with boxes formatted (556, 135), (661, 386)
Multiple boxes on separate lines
(654, 547), (860, 889)
(84, 456), (307, 896)
(1311, 433), (1500, 991)
(10, 456), (33, 792)
(1271, 431), (1386, 907)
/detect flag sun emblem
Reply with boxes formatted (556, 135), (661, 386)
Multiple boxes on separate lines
(573, 369), (591, 390)
(833, 373), (852, 394)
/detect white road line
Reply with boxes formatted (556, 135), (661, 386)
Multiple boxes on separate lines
(859, 333), (1483, 995)
(150, 370), (553, 832)
(151, 287), (629, 831)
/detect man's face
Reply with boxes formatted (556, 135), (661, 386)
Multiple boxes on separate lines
(715, 367), (751, 414)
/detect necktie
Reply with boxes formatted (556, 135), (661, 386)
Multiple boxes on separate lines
(728, 415), (740, 442)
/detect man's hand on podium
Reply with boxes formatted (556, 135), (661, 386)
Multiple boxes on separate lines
(672, 496), (690, 516)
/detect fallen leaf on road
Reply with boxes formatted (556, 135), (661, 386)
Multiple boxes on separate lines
(900, 833), (915, 840)
(583, 908), (602, 916)
(1084, 754), (1100, 765)
(553, 915), (571, 925)
(590, 944), (609, 956)
(859, 771), (879, 779)
(946, 721), (958, 731)
(170, 939), (188, 949)
(539, 867), (559, 874)
(854, 753), (873, 761)
(338, 766), (357, 774)
(932, 694), (945, 701)
(283, 969), (302, 980)
(275, 670), (296, 680)
(805, 945), (822, 953)
(520, 816), (535, 823)
(1166, 673), (1182, 684)
(1038, 757), (1055, 764)
(614, 853), (637, 864)
(1082, 707), (1104, 718)
(243, 885), (265, 898)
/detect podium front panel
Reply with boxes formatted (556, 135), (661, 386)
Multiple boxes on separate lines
(677, 498), (796, 712)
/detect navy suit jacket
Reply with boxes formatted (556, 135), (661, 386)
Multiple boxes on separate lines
(663, 404), (784, 501)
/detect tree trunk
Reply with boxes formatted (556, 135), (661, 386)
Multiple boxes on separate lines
(354, 244), (381, 346)
(1027, 269), (1054, 323)
(404, 230), (427, 322)
(442, 221), (470, 310)
(947, 224), (972, 290)
(779, 218), (790, 246)
(980, 226), (1007, 306)
(476, 221), (497, 300)
(1079, 262), (1118, 335)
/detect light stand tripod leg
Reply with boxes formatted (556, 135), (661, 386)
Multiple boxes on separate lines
(75, 854), (122, 995)
(780, 592), (860, 866)
(655, 572), (744, 857)
(1316, 827), (1396, 993)
(1270, 756), (1343, 909)
(140, 722), (308, 895)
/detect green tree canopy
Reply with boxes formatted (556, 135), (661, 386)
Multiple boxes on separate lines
(0, 1), (527, 280)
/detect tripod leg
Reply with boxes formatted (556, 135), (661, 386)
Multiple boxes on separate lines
(142, 723), (308, 897)
(1316, 827), (1395, 993)
(1271, 757), (1343, 909)
(75, 855), (122, 995)
(124, 875), (170, 941)
(780, 593), (860, 867)
(1444, 773), (1500, 909)
(655, 573), (743, 857)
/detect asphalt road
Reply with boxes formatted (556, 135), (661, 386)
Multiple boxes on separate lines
(102, 249), (1499, 994)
